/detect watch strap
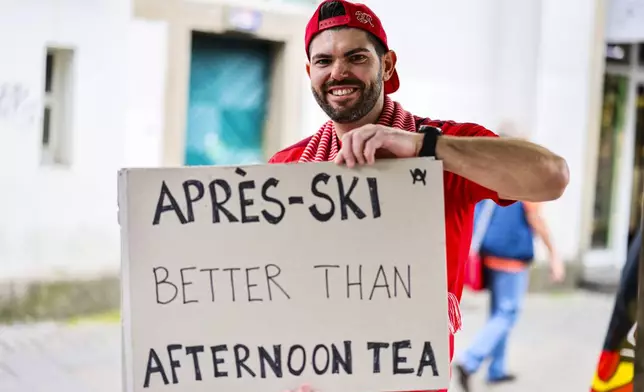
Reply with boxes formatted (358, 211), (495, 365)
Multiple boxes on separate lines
(417, 125), (442, 158)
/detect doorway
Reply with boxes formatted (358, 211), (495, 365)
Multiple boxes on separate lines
(185, 32), (276, 166)
(627, 84), (644, 244)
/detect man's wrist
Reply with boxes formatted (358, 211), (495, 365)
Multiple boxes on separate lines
(416, 125), (442, 158)
(435, 135), (447, 160)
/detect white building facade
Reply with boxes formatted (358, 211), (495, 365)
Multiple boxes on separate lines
(0, 0), (639, 285)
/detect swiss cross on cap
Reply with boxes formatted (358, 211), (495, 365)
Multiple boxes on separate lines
(304, 0), (400, 95)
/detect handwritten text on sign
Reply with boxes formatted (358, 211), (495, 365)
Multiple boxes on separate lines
(119, 158), (450, 392)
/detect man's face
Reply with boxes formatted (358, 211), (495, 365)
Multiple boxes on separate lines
(307, 28), (392, 124)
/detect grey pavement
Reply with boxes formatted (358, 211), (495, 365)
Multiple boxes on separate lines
(451, 290), (615, 392)
(0, 290), (616, 392)
(0, 322), (121, 392)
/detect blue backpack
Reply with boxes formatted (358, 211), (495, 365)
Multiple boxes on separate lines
(477, 201), (535, 262)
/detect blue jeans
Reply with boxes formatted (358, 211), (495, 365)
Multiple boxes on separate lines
(459, 266), (529, 381)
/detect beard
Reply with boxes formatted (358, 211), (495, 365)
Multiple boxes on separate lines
(312, 66), (383, 124)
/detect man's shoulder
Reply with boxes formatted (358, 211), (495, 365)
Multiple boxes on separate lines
(419, 118), (498, 138)
(268, 136), (313, 164)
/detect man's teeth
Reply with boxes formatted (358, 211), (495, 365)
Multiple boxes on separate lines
(330, 88), (357, 96)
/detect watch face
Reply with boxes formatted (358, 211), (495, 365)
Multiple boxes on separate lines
(419, 125), (442, 134)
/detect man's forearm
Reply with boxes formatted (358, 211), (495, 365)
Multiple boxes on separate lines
(435, 136), (569, 202)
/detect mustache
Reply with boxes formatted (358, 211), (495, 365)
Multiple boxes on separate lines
(323, 79), (365, 91)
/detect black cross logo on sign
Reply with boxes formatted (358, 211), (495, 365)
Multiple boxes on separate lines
(410, 168), (427, 186)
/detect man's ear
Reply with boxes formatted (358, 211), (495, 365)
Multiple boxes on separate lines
(306, 62), (311, 78)
(382, 50), (397, 81)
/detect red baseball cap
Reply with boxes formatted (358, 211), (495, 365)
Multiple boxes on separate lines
(304, 0), (400, 95)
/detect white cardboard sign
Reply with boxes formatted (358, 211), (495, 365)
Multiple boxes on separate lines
(118, 157), (450, 392)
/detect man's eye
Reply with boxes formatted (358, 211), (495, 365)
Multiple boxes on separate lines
(315, 59), (331, 66)
(350, 55), (367, 63)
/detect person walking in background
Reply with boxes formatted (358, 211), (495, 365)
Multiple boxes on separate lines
(454, 198), (565, 392)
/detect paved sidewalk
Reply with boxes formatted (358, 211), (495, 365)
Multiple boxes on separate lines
(0, 322), (121, 392)
(0, 290), (616, 392)
(451, 290), (615, 391)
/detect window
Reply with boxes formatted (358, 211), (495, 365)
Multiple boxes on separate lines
(591, 74), (629, 248)
(628, 84), (644, 243)
(41, 47), (74, 166)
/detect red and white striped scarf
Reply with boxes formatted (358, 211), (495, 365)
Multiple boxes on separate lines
(299, 96), (424, 162)
(299, 96), (462, 334)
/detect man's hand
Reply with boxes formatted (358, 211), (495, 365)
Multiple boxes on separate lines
(334, 124), (423, 167)
(284, 384), (315, 392)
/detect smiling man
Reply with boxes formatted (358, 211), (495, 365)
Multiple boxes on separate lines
(269, 1), (569, 391)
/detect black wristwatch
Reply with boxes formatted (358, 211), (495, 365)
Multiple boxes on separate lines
(417, 125), (442, 158)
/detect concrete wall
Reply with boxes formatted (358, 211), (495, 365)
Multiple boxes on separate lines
(0, 0), (132, 280)
(532, 0), (606, 266)
(124, 20), (168, 169)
